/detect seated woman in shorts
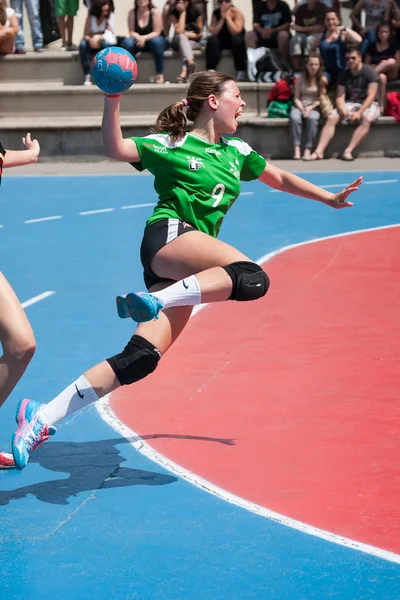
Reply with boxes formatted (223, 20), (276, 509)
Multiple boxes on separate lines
(121, 0), (168, 84)
(79, 0), (116, 86)
(0, 0), (18, 55)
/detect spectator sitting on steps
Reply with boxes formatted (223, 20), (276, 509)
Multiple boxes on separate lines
(351, 0), (392, 57)
(206, 0), (246, 81)
(0, 0), (18, 55)
(295, 0), (341, 22)
(245, 0), (291, 61)
(311, 46), (380, 161)
(169, 0), (203, 83)
(311, 12), (362, 86)
(290, 53), (325, 160)
(121, 0), (168, 84)
(289, 0), (327, 72)
(79, 0), (116, 86)
(365, 21), (400, 111)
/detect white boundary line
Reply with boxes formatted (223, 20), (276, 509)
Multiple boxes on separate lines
(121, 203), (156, 210)
(96, 223), (400, 564)
(79, 209), (114, 215)
(21, 291), (55, 308)
(24, 216), (62, 224)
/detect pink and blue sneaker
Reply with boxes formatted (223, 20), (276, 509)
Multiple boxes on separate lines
(12, 399), (56, 470)
(116, 292), (164, 322)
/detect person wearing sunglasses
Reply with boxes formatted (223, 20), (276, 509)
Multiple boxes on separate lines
(311, 45), (380, 161)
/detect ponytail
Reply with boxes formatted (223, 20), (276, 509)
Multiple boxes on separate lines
(152, 101), (187, 142)
(152, 71), (235, 142)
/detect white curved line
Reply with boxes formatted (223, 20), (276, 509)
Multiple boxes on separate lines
(96, 223), (400, 564)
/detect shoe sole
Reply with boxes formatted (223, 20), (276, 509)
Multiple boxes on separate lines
(116, 295), (131, 319)
(12, 398), (32, 470)
(116, 292), (154, 322)
(0, 453), (15, 469)
(11, 433), (26, 470)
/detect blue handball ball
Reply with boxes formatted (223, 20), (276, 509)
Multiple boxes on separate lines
(91, 46), (138, 94)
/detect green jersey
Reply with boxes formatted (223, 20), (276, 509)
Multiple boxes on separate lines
(130, 132), (266, 238)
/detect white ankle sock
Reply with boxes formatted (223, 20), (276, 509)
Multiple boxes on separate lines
(152, 275), (201, 309)
(38, 375), (99, 426)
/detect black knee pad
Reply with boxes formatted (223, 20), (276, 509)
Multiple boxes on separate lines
(106, 334), (161, 386)
(223, 261), (270, 302)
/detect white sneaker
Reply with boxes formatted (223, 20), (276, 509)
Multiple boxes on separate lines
(83, 74), (92, 86)
(236, 70), (246, 82)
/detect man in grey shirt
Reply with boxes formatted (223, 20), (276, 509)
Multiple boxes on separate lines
(311, 45), (380, 160)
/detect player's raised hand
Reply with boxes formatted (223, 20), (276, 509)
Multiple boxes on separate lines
(22, 133), (40, 160)
(327, 176), (363, 209)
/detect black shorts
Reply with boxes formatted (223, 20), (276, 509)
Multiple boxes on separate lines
(140, 218), (197, 290)
(257, 31), (279, 49)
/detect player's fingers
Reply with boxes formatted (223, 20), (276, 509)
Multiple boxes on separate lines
(348, 177), (363, 188)
(336, 201), (353, 209)
(342, 186), (358, 196)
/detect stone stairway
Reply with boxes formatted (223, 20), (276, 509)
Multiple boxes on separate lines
(0, 49), (399, 160)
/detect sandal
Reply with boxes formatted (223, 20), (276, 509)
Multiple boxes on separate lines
(309, 151), (323, 161)
(187, 60), (196, 81)
(341, 152), (355, 161)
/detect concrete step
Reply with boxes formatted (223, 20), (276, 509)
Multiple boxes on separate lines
(0, 113), (397, 160)
(0, 49), (236, 85)
(0, 82), (271, 116)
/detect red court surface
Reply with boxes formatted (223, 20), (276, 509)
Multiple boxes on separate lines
(111, 227), (400, 554)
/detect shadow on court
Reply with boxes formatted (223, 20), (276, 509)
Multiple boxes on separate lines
(0, 434), (235, 506)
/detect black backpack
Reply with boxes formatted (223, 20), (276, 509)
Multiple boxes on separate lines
(255, 48), (291, 82)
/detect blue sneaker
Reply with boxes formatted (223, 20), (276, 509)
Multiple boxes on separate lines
(116, 292), (164, 322)
(12, 399), (56, 470)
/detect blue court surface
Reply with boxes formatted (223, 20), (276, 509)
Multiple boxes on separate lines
(0, 169), (399, 599)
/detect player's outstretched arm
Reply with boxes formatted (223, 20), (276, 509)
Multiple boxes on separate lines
(259, 162), (362, 209)
(102, 96), (140, 162)
(3, 133), (40, 168)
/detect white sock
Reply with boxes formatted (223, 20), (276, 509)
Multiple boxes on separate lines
(152, 275), (201, 309)
(38, 375), (99, 426)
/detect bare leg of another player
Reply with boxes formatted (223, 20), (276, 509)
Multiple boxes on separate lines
(0, 273), (36, 468)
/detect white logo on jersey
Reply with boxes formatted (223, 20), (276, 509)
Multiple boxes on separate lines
(153, 145), (168, 154)
(205, 148), (221, 155)
(186, 156), (205, 170)
(229, 159), (240, 178)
